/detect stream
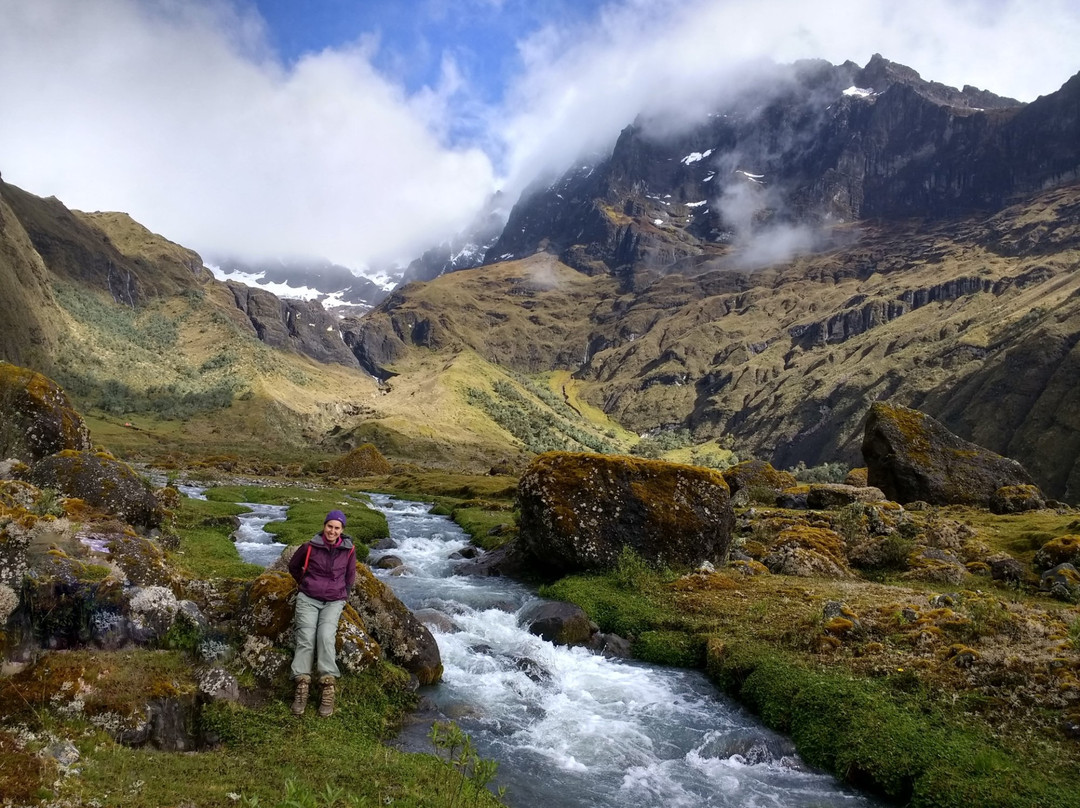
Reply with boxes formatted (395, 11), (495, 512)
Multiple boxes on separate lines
(361, 494), (881, 808)
(219, 488), (879, 806)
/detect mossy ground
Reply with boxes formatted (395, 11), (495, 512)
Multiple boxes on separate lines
(542, 525), (1080, 807)
(0, 652), (502, 808)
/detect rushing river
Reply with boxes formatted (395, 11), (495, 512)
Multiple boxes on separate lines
(364, 494), (881, 808)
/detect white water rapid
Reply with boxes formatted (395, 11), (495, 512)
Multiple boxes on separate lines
(232, 502), (288, 567)
(366, 494), (881, 808)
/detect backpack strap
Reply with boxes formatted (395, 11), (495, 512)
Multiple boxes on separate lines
(301, 544), (313, 576)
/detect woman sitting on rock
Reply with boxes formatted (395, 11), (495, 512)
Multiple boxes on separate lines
(287, 509), (357, 717)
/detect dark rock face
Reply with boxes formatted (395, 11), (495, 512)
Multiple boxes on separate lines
(485, 55), (1074, 279)
(516, 452), (734, 576)
(226, 283), (359, 368)
(0, 364), (92, 463)
(30, 450), (163, 528)
(862, 402), (1036, 507)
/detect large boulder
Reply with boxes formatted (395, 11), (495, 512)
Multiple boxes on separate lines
(516, 452), (734, 576)
(806, 483), (887, 510)
(29, 450), (163, 529)
(0, 364), (92, 463)
(862, 403), (1036, 507)
(722, 460), (798, 502)
(348, 564), (443, 685)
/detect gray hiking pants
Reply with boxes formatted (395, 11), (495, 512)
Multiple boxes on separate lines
(290, 592), (345, 679)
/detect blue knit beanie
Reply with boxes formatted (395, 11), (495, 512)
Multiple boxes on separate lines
(324, 510), (347, 528)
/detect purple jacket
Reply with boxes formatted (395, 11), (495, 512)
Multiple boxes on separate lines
(288, 532), (357, 602)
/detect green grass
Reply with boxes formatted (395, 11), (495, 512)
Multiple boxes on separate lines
(709, 643), (1080, 808)
(201, 486), (389, 552)
(542, 562), (1080, 808)
(172, 497), (264, 579)
(14, 656), (503, 808)
(429, 500), (517, 551)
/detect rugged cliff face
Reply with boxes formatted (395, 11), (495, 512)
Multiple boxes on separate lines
(350, 179), (1080, 499)
(485, 55), (1077, 286)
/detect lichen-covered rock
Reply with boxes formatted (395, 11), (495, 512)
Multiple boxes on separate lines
(240, 634), (289, 683)
(0, 364), (92, 463)
(806, 483), (887, 510)
(241, 572), (297, 639)
(30, 450), (163, 528)
(1034, 535), (1080, 571)
(1040, 563), (1080, 601)
(764, 545), (851, 578)
(127, 586), (179, 645)
(862, 402), (1037, 507)
(0, 508), (32, 588)
(337, 605), (382, 675)
(348, 563), (442, 685)
(108, 532), (173, 587)
(722, 460), (798, 500)
(0, 479), (39, 509)
(844, 467), (869, 487)
(329, 443), (392, 477)
(517, 452), (734, 576)
(519, 601), (594, 647)
(901, 548), (968, 585)
(990, 484), (1046, 514)
(0, 583), (17, 624)
(197, 666), (240, 703)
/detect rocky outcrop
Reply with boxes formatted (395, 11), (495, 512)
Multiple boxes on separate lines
(29, 450), (164, 529)
(226, 283), (359, 368)
(348, 564), (443, 685)
(0, 364), (92, 463)
(516, 452), (734, 576)
(722, 460), (798, 501)
(806, 483), (887, 510)
(862, 403), (1036, 507)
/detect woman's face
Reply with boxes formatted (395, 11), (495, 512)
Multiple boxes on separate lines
(323, 520), (344, 541)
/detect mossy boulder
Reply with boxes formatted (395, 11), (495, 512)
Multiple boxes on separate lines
(0, 364), (92, 463)
(347, 563), (442, 685)
(29, 450), (163, 528)
(763, 524), (852, 578)
(1033, 535), (1080, 571)
(723, 460), (798, 501)
(806, 483), (886, 510)
(862, 403), (1036, 507)
(844, 467), (869, 487)
(329, 443), (392, 477)
(517, 452), (734, 576)
(1040, 563), (1080, 601)
(519, 601), (595, 647)
(107, 532), (173, 587)
(989, 484), (1046, 514)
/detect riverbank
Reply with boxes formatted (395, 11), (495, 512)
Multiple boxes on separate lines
(540, 544), (1080, 807)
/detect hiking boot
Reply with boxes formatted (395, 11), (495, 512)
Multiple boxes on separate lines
(318, 676), (336, 718)
(291, 675), (311, 716)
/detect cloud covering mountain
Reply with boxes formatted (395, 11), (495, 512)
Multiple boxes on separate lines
(1, 0), (1078, 276)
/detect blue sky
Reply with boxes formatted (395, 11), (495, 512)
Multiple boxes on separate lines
(1, 0), (1078, 273)
(253, 1), (600, 103)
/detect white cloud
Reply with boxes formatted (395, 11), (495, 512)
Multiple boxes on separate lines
(0, 0), (495, 270)
(497, 0), (1080, 196)
(0, 0), (1077, 273)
